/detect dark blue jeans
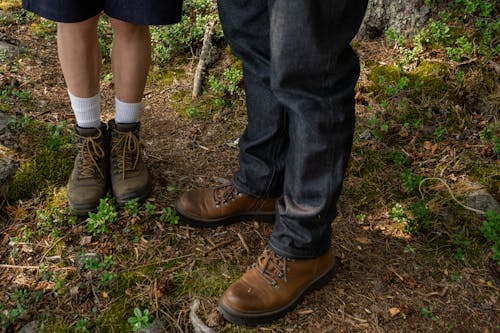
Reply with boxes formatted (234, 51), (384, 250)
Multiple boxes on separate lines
(219, 0), (368, 259)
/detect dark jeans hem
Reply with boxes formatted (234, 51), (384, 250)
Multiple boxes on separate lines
(268, 240), (331, 260)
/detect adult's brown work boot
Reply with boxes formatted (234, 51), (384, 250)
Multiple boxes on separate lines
(219, 247), (338, 325)
(175, 184), (276, 226)
(109, 119), (152, 206)
(67, 124), (109, 216)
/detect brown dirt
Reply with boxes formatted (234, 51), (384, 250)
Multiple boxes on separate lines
(1, 10), (499, 333)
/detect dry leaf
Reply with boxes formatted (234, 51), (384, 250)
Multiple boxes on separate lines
(389, 307), (401, 317)
(355, 237), (372, 245)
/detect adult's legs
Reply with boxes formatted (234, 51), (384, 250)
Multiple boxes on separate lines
(267, 0), (368, 259)
(217, 0), (287, 199)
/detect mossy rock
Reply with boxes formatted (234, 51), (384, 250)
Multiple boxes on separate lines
(0, 0), (21, 11)
(8, 122), (76, 202)
(367, 64), (401, 93)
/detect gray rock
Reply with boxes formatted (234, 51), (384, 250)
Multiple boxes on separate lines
(18, 321), (39, 333)
(0, 112), (14, 135)
(0, 158), (18, 198)
(467, 191), (500, 214)
(0, 40), (20, 59)
(138, 319), (166, 333)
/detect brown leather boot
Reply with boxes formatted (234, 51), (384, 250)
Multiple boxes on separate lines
(175, 184), (276, 226)
(219, 247), (338, 325)
(67, 124), (109, 216)
(109, 119), (152, 206)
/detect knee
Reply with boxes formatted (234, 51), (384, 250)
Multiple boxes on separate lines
(57, 15), (99, 36)
(109, 18), (148, 38)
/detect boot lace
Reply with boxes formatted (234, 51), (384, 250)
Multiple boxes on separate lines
(213, 185), (243, 208)
(76, 131), (105, 179)
(253, 248), (291, 289)
(111, 129), (140, 180)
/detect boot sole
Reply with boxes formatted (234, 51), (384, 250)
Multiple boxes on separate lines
(219, 256), (340, 326)
(174, 206), (275, 227)
(113, 181), (153, 207)
(69, 202), (99, 217)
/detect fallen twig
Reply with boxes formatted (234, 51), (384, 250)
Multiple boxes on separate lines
(237, 232), (250, 254)
(190, 299), (216, 333)
(203, 239), (234, 256)
(0, 264), (76, 271)
(192, 21), (216, 98)
(418, 177), (485, 215)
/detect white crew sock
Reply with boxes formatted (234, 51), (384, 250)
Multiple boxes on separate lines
(68, 90), (101, 128)
(115, 98), (142, 124)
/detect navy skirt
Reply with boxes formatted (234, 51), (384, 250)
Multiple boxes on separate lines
(22, 0), (183, 25)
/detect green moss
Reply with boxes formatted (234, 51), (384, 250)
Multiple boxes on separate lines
(148, 67), (186, 86)
(407, 61), (451, 99)
(367, 64), (401, 93)
(172, 260), (240, 297)
(0, 0), (21, 11)
(8, 122), (76, 202)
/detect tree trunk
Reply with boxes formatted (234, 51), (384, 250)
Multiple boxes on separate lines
(357, 0), (430, 40)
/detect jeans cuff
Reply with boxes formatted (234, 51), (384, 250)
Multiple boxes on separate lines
(268, 240), (331, 260)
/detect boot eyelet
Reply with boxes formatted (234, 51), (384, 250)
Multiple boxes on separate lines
(215, 204), (220, 208)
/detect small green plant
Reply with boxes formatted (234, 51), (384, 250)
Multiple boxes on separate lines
(401, 169), (424, 192)
(450, 271), (463, 282)
(0, 289), (28, 329)
(208, 66), (243, 97)
(446, 36), (473, 61)
(480, 210), (500, 264)
(86, 196), (118, 234)
(405, 200), (430, 235)
(420, 305), (438, 321)
(479, 123), (500, 156)
(8, 113), (31, 130)
(404, 245), (416, 255)
(393, 151), (410, 167)
(74, 318), (89, 332)
(128, 307), (151, 332)
(46, 122), (68, 151)
(125, 198), (140, 217)
(98, 270), (117, 287)
(390, 203), (408, 224)
(452, 233), (471, 262)
(144, 201), (157, 217)
(160, 207), (180, 225)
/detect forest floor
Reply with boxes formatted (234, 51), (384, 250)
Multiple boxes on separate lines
(1, 2), (499, 332)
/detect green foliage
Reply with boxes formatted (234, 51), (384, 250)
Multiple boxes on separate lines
(480, 210), (500, 264)
(401, 169), (424, 192)
(150, 0), (222, 64)
(74, 319), (90, 332)
(420, 305), (438, 321)
(97, 16), (112, 63)
(0, 289), (29, 330)
(208, 66), (243, 97)
(159, 207), (180, 225)
(86, 196), (118, 234)
(446, 36), (473, 61)
(479, 123), (500, 156)
(144, 201), (157, 217)
(128, 308), (151, 332)
(390, 201), (430, 235)
(0, 87), (32, 103)
(124, 198), (140, 217)
(405, 200), (430, 235)
(8, 113), (31, 131)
